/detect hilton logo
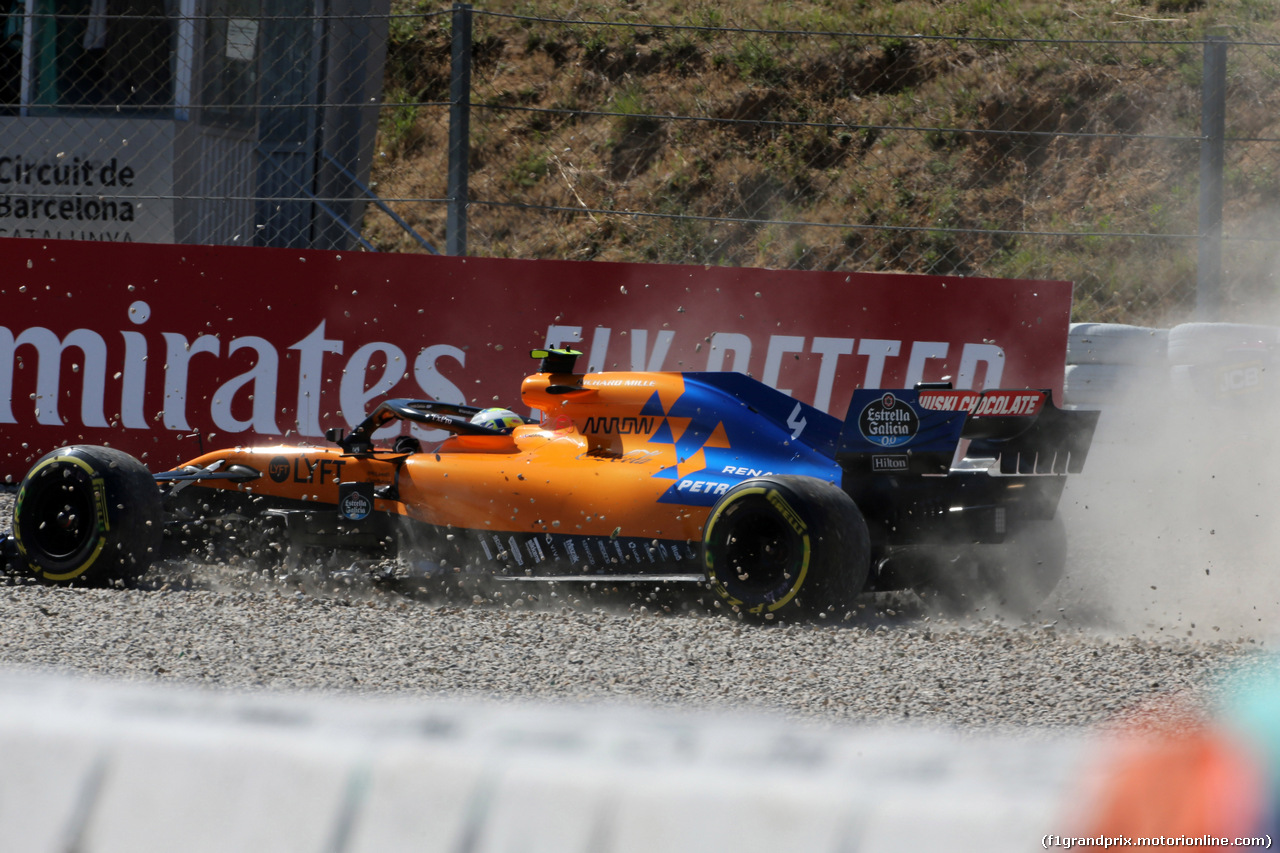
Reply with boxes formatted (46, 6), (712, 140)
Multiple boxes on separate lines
(872, 455), (909, 472)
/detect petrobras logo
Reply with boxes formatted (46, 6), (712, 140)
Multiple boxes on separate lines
(858, 393), (919, 448)
(871, 454), (909, 472)
(675, 478), (732, 497)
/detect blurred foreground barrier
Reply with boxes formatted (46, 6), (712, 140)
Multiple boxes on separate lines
(0, 671), (1086, 853)
(4, 659), (1280, 850)
(1080, 665), (1280, 849)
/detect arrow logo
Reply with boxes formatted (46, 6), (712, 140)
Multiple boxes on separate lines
(786, 402), (807, 439)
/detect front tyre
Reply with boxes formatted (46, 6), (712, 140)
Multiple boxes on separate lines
(702, 476), (869, 620)
(13, 446), (162, 586)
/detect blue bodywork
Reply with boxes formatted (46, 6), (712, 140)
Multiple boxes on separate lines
(648, 372), (845, 507)
(639, 370), (1096, 555)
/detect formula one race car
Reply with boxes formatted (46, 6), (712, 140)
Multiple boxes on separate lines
(3, 349), (1098, 619)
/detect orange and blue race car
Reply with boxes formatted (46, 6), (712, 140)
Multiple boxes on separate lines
(3, 348), (1099, 620)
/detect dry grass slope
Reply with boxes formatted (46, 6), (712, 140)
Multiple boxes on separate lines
(369, 0), (1280, 323)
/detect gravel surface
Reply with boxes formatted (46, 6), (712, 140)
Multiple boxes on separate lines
(0, 584), (1260, 730)
(0, 485), (1266, 731)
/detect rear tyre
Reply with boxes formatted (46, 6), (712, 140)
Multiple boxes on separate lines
(702, 476), (869, 620)
(974, 515), (1067, 618)
(13, 446), (162, 586)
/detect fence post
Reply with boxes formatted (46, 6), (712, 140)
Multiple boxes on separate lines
(446, 3), (472, 256)
(1197, 34), (1227, 320)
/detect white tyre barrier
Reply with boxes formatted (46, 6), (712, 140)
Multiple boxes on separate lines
(1168, 363), (1197, 402)
(1067, 323), (1168, 366)
(1166, 322), (1279, 404)
(1166, 322), (1279, 367)
(1062, 362), (1167, 409)
(1063, 363), (1124, 407)
(1061, 321), (1280, 409)
(1168, 360), (1273, 404)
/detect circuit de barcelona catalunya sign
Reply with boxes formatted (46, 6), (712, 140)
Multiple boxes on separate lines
(0, 239), (1072, 479)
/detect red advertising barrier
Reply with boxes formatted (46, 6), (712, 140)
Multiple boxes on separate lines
(0, 239), (1071, 480)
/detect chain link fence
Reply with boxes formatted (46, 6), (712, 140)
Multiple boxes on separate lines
(366, 8), (1280, 324)
(1213, 37), (1280, 320)
(2, 2), (1279, 323)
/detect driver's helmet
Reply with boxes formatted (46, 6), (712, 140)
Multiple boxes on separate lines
(471, 407), (525, 431)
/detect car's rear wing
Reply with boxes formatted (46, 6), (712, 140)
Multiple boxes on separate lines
(835, 388), (1099, 477)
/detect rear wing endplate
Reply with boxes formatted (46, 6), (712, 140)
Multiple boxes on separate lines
(836, 388), (1099, 476)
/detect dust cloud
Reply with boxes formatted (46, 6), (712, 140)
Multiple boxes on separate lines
(1052, 378), (1280, 641)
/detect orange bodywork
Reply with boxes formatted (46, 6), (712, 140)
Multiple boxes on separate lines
(174, 371), (714, 547)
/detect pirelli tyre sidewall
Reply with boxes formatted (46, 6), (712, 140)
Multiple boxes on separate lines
(702, 475), (869, 619)
(14, 446), (162, 585)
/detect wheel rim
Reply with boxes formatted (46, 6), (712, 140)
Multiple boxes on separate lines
(26, 472), (97, 562)
(713, 499), (802, 604)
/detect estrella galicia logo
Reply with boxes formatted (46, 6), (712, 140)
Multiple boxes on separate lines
(340, 490), (372, 521)
(858, 393), (919, 448)
(268, 456), (291, 483)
